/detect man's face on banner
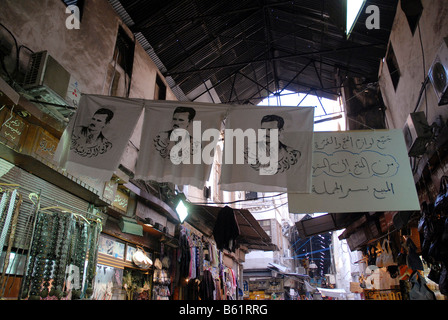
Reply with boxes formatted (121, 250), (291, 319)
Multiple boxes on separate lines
(260, 120), (279, 143)
(172, 111), (191, 130)
(89, 113), (108, 134)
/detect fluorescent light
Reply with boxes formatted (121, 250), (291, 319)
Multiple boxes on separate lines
(143, 217), (153, 227)
(346, 0), (366, 37)
(176, 199), (189, 223)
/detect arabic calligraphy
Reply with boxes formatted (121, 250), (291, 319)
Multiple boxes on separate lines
(314, 135), (392, 151)
(312, 180), (395, 200)
(38, 138), (56, 155)
(311, 132), (402, 201)
(312, 150), (399, 179)
(1, 118), (25, 143)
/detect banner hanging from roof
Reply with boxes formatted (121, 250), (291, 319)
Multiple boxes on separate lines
(219, 106), (315, 193)
(54, 95), (315, 192)
(287, 129), (420, 213)
(54, 95), (143, 182)
(134, 101), (228, 189)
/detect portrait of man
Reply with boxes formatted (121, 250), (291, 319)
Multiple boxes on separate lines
(154, 106), (200, 162)
(70, 107), (114, 157)
(245, 114), (301, 174)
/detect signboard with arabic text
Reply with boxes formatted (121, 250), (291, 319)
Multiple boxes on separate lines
(287, 129), (420, 213)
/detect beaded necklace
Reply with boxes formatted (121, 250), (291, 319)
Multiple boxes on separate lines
(21, 208), (102, 300)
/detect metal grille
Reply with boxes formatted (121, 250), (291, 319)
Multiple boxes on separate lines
(23, 51), (45, 87)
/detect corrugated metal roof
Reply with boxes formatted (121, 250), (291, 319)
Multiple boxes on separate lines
(110, 0), (398, 104)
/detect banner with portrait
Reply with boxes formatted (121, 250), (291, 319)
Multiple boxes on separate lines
(54, 95), (144, 181)
(134, 100), (228, 189)
(219, 106), (315, 193)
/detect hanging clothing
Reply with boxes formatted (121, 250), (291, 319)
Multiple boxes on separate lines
(199, 270), (215, 300)
(186, 279), (200, 300)
(212, 206), (240, 252)
(178, 231), (190, 279)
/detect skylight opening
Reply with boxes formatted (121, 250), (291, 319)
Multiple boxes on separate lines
(346, 0), (366, 37)
(257, 90), (346, 132)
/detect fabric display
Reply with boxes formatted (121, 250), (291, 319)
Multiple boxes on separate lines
(222, 267), (237, 299)
(220, 106), (314, 192)
(213, 206), (240, 252)
(199, 269), (215, 300)
(409, 271), (436, 300)
(152, 244), (173, 300)
(434, 176), (448, 215)
(135, 101), (228, 189)
(417, 199), (448, 295)
(54, 95), (144, 182)
(376, 239), (395, 268)
(174, 226), (240, 300)
(91, 265), (122, 300)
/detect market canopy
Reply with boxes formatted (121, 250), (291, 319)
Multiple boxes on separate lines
(185, 204), (278, 251)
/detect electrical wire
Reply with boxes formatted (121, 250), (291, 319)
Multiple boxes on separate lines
(249, 201), (288, 213)
(189, 192), (286, 205)
(0, 22), (19, 82)
(417, 21), (428, 116)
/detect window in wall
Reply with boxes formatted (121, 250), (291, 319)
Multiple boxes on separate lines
(155, 74), (167, 100)
(259, 219), (272, 239)
(386, 44), (401, 91)
(61, 0), (85, 22)
(109, 26), (135, 97)
(401, 0), (423, 35)
(245, 191), (258, 200)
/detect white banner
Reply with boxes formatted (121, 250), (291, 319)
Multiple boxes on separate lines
(287, 130), (420, 213)
(219, 106), (315, 193)
(54, 95), (143, 181)
(134, 101), (228, 188)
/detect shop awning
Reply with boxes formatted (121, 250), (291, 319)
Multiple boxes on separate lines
(186, 204), (278, 251)
(295, 212), (365, 238)
(317, 287), (347, 299)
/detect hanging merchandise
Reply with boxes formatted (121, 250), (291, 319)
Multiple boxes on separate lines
(152, 257), (171, 300)
(366, 245), (378, 272)
(0, 189), (19, 256)
(177, 227), (191, 280)
(375, 241), (384, 268)
(434, 176), (448, 214)
(409, 271), (436, 300)
(428, 263), (441, 283)
(439, 264), (448, 295)
(213, 206), (240, 252)
(0, 188), (21, 297)
(132, 246), (153, 269)
(20, 207), (102, 300)
(377, 239), (395, 268)
(199, 269), (215, 300)
(406, 237), (424, 271)
(418, 201), (432, 233)
(420, 206), (448, 267)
